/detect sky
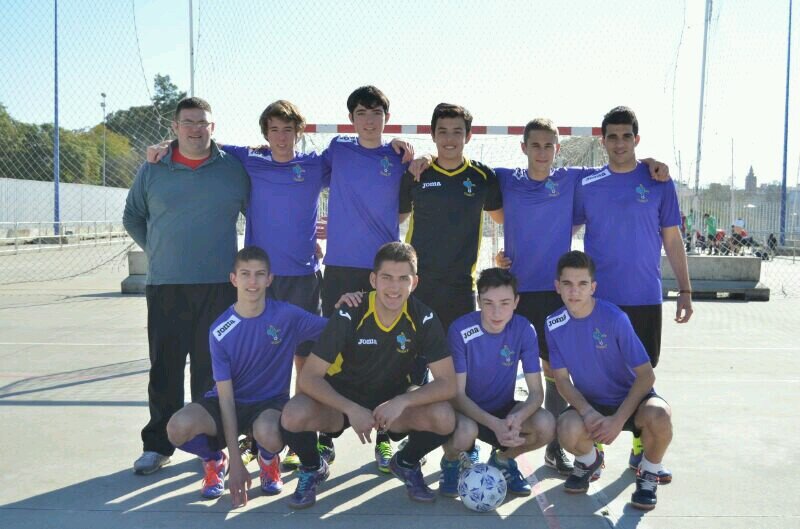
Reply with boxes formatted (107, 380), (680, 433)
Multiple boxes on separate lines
(0, 0), (798, 189)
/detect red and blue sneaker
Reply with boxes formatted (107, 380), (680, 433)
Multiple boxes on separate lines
(200, 452), (228, 500)
(258, 453), (283, 495)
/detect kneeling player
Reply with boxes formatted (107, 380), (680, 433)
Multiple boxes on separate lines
(165, 247), (327, 506)
(545, 251), (673, 510)
(440, 268), (555, 497)
(280, 242), (457, 509)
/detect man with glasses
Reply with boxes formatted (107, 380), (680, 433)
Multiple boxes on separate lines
(124, 97), (250, 475)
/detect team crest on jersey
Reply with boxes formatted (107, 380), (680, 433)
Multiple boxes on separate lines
(592, 328), (608, 349)
(463, 177), (476, 197)
(396, 332), (411, 353)
(266, 325), (282, 344)
(380, 156), (393, 176)
(499, 345), (515, 367)
(213, 315), (241, 341)
(545, 178), (559, 196)
(247, 148), (273, 161)
(546, 310), (570, 331)
(292, 163), (305, 182)
(582, 168), (611, 186)
(635, 184), (650, 203)
(461, 324), (484, 344)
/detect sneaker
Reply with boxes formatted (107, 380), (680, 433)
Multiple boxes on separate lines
(201, 452), (228, 499)
(389, 454), (436, 503)
(281, 448), (300, 471)
(133, 451), (171, 475)
(628, 451), (673, 484)
(564, 449), (604, 494)
(460, 445), (480, 470)
(438, 457), (460, 497)
(318, 443), (336, 465)
(544, 445), (574, 476)
(488, 450), (531, 496)
(630, 469), (659, 510)
(287, 459), (330, 510)
(591, 443), (605, 482)
(375, 441), (393, 474)
(239, 437), (256, 466)
(258, 453), (283, 495)
(398, 438), (426, 466)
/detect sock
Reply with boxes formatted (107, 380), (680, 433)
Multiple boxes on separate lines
(544, 377), (567, 451)
(255, 442), (276, 462)
(178, 434), (222, 462)
(318, 432), (334, 449)
(595, 442), (605, 453)
(640, 455), (663, 474)
(632, 435), (644, 455)
(376, 432), (390, 444)
(575, 448), (597, 467)
(280, 424), (321, 471)
(397, 430), (449, 468)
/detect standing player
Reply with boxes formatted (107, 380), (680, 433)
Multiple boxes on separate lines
(399, 103), (503, 331)
(124, 97), (250, 475)
(165, 247), (328, 505)
(572, 106), (690, 482)
(439, 268), (554, 498)
(494, 118), (670, 475)
(545, 251), (673, 511)
(279, 242), (457, 508)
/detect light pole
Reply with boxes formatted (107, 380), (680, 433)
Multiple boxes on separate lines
(101, 92), (107, 222)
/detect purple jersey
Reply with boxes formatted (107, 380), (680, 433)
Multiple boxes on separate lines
(573, 163), (681, 305)
(323, 136), (407, 269)
(222, 145), (330, 276)
(496, 167), (592, 292)
(449, 311), (541, 414)
(207, 300), (327, 403)
(545, 298), (651, 406)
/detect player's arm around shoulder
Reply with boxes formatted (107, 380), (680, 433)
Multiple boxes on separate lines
(216, 380), (251, 507)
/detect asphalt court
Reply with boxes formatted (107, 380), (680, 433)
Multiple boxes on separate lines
(0, 266), (798, 528)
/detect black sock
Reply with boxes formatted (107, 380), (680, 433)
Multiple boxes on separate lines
(397, 430), (449, 467)
(376, 432), (390, 444)
(544, 377), (567, 451)
(280, 424), (320, 470)
(318, 432), (334, 449)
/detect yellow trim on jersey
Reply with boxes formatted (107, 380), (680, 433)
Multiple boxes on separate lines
(431, 158), (469, 177)
(357, 291), (415, 333)
(470, 162), (489, 180)
(405, 208), (414, 243)
(327, 352), (344, 376)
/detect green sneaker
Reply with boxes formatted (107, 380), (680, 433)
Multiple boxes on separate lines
(375, 441), (393, 473)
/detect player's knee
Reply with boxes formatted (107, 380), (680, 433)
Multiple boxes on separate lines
(451, 416), (478, 451)
(429, 402), (456, 435)
(640, 402), (672, 435)
(280, 396), (313, 432)
(556, 411), (585, 445)
(531, 409), (556, 444)
(252, 415), (282, 452)
(166, 410), (193, 445)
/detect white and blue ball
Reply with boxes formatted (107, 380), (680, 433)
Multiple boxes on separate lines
(457, 463), (507, 512)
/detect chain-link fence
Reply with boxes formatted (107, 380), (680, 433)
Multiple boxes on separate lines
(1, 0), (798, 296)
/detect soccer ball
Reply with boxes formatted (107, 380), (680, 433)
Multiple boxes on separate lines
(457, 463), (507, 512)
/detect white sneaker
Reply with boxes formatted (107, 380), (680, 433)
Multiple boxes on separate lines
(133, 451), (170, 475)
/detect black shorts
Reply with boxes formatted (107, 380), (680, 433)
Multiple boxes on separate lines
(617, 304), (662, 367)
(321, 265), (373, 318)
(515, 291), (564, 363)
(198, 395), (288, 450)
(325, 414), (408, 442)
(564, 390), (664, 438)
(268, 272), (322, 357)
(475, 400), (520, 449)
(412, 278), (475, 332)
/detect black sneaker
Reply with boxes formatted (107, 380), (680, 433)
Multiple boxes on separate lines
(544, 445), (574, 476)
(563, 449), (604, 494)
(630, 470), (658, 510)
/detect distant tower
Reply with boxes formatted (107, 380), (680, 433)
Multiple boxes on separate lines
(745, 166), (757, 193)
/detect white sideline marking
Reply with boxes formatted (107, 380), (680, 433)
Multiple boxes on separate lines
(0, 342), (146, 346)
(663, 346), (798, 351)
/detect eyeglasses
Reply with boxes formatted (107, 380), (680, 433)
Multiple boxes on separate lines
(177, 120), (212, 129)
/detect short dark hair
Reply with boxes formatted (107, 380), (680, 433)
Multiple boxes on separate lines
(347, 85), (390, 114)
(523, 118), (559, 144)
(477, 268), (518, 297)
(601, 106), (638, 137)
(373, 242), (417, 274)
(431, 103), (473, 135)
(174, 96), (212, 120)
(259, 100), (306, 139)
(556, 251), (596, 281)
(233, 246), (271, 273)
